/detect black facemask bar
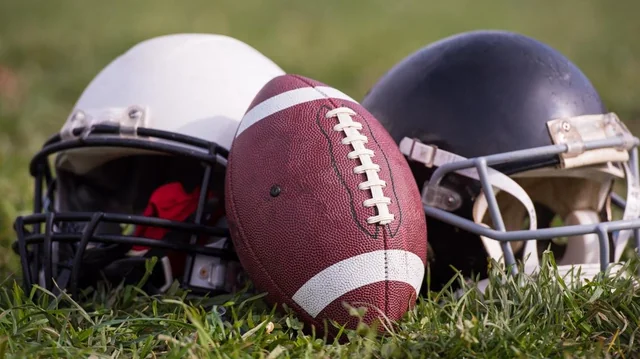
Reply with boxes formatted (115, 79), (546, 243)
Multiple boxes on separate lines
(13, 123), (240, 297)
(415, 133), (640, 277)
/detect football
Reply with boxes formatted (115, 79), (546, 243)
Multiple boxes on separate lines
(225, 74), (427, 334)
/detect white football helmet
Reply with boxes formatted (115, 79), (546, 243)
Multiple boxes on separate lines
(13, 33), (285, 297)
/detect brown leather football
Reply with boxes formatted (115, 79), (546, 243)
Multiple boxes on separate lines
(225, 74), (427, 334)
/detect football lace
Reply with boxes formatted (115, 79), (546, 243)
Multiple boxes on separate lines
(326, 107), (394, 225)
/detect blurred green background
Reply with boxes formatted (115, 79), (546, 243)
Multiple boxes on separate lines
(1, 0), (640, 277)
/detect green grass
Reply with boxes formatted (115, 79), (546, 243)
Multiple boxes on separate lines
(1, 256), (639, 358)
(2, 0), (640, 357)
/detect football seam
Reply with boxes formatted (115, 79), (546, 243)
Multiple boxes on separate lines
(297, 74), (397, 317)
(314, 104), (382, 239)
(352, 110), (404, 238)
(324, 107), (394, 225)
(316, 96), (405, 240)
(318, 90), (409, 319)
(360, 115), (407, 315)
(358, 115), (408, 313)
(299, 74), (404, 238)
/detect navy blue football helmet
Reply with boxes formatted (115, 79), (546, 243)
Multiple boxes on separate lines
(362, 30), (640, 291)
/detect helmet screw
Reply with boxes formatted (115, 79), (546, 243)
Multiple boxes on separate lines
(561, 121), (571, 132)
(199, 266), (208, 279)
(71, 111), (85, 122)
(128, 108), (143, 120)
(270, 185), (281, 197)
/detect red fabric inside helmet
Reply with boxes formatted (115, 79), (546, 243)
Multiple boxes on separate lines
(131, 182), (224, 275)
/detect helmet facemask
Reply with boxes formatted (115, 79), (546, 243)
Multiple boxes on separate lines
(480, 167), (619, 273)
(13, 108), (246, 298)
(401, 113), (640, 290)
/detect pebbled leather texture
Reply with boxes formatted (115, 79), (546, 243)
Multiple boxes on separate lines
(226, 74), (427, 335)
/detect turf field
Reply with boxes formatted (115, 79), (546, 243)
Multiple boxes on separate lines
(1, 0), (640, 357)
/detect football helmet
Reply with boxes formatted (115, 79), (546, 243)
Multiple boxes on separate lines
(362, 30), (640, 291)
(12, 33), (285, 297)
